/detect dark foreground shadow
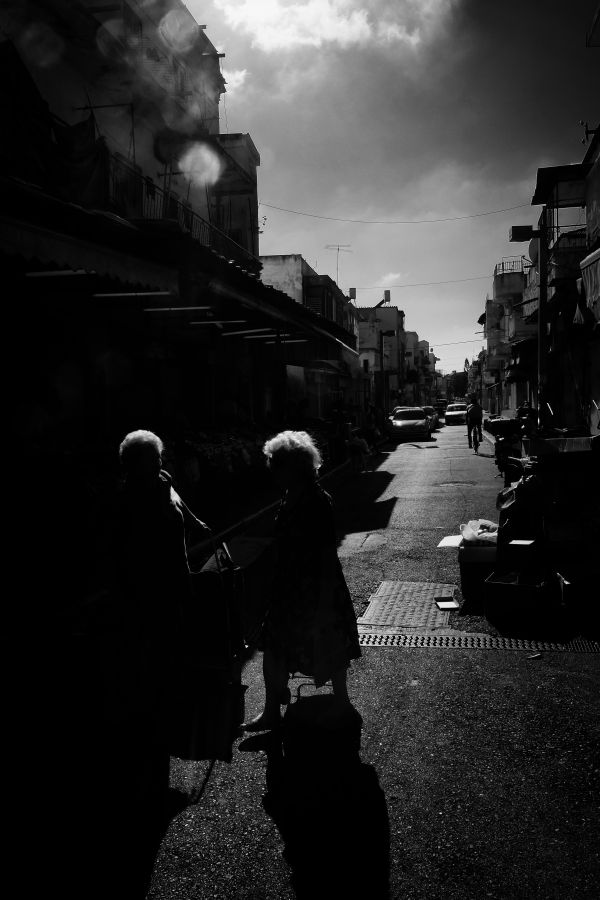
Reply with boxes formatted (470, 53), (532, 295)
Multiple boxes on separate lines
(14, 634), (242, 900)
(241, 696), (390, 899)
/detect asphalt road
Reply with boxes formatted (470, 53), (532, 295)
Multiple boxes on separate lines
(147, 424), (600, 900)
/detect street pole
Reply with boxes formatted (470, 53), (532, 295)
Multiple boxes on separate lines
(537, 210), (548, 431)
(379, 329), (384, 410)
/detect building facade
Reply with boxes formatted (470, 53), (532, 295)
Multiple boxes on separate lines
(356, 304), (406, 412)
(259, 254), (361, 420)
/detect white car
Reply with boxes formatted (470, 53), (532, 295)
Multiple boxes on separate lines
(445, 402), (468, 425)
(387, 407), (431, 442)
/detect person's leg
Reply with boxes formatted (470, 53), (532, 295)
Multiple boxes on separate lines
(242, 648), (287, 730)
(467, 424), (473, 448)
(331, 667), (349, 703)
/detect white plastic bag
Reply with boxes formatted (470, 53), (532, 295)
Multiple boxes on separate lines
(459, 519), (498, 544)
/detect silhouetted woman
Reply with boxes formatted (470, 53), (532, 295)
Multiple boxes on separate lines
(243, 430), (361, 730)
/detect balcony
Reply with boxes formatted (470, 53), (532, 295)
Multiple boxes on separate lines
(494, 258), (525, 277)
(109, 153), (261, 273)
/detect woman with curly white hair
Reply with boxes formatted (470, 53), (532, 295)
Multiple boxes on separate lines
(243, 430), (361, 731)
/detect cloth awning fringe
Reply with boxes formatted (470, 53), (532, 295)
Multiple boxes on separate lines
(580, 248), (600, 312)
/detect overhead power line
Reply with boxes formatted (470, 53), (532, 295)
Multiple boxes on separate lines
(259, 201), (530, 225)
(355, 275), (491, 289)
(432, 339), (485, 346)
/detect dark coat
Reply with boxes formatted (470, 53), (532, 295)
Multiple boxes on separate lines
(264, 481), (361, 686)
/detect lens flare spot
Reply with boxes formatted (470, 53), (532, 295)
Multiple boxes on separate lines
(96, 18), (126, 59)
(158, 10), (199, 54)
(178, 143), (222, 188)
(18, 22), (65, 68)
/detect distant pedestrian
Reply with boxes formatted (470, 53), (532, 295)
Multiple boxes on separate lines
(466, 399), (483, 450)
(242, 430), (361, 731)
(346, 425), (371, 472)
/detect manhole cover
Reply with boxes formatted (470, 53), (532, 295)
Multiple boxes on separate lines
(358, 581), (456, 630)
(357, 632), (600, 652)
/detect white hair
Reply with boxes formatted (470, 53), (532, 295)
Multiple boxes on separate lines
(119, 429), (164, 471)
(263, 430), (322, 478)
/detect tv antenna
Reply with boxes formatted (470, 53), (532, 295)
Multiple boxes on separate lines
(324, 244), (352, 284)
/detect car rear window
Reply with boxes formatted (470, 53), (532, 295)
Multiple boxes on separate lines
(447, 404), (466, 411)
(394, 408), (426, 420)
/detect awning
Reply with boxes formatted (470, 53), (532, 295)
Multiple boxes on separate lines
(532, 164), (591, 207)
(580, 247), (600, 311)
(0, 216), (179, 292)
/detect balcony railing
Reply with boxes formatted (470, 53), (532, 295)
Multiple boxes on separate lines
(108, 153), (261, 273)
(494, 258), (525, 277)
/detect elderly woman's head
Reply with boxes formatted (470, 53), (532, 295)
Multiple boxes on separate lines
(263, 430), (322, 488)
(119, 430), (164, 481)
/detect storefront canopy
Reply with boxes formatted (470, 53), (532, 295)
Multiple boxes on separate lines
(580, 247), (600, 314)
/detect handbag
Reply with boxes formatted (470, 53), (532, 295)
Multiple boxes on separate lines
(189, 540), (246, 667)
(168, 538), (247, 762)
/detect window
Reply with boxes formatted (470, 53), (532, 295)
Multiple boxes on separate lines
(394, 409), (426, 420)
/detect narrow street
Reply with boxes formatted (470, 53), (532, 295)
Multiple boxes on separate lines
(148, 427), (600, 900)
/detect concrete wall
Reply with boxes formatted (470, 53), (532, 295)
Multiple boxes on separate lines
(260, 255), (317, 304)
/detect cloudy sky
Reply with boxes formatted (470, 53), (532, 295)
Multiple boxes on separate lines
(187, 0), (598, 372)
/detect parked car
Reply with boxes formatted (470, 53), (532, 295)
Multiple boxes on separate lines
(422, 405), (439, 430)
(444, 402), (468, 425)
(387, 407), (431, 442)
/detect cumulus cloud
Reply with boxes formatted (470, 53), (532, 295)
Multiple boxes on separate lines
(222, 67), (248, 94)
(379, 271), (405, 286)
(212, 0), (456, 52)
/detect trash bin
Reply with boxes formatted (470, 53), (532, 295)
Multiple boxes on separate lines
(458, 543), (497, 604)
(483, 569), (560, 630)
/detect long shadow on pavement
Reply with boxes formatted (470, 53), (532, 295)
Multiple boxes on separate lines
(240, 696), (390, 899)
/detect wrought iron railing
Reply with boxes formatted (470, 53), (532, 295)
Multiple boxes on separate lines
(108, 153), (261, 273)
(494, 258), (525, 277)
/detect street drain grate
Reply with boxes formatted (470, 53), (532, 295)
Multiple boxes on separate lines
(357, 631), (600, 652)
(356, 583), (600, 652)
(358, 581), (456, 630)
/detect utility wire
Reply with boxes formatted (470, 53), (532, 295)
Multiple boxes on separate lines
(431, 339), (485, 346)
(355, 275), (491, 289)
(258, 201), (531, 225)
